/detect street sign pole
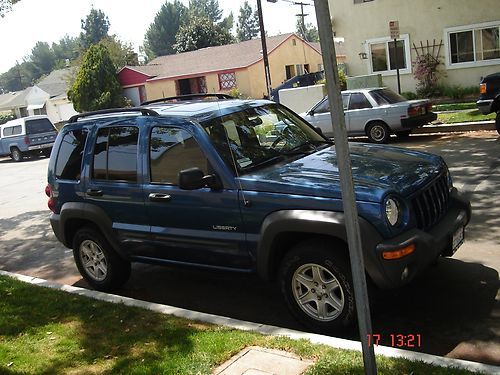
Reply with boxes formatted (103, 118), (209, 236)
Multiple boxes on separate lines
(389, 21), (401, 94)
(257, 0), (273, 98)
(313, 1), (377, 374)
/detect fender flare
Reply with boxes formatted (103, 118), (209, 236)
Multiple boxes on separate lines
(256, 210), (386, 286)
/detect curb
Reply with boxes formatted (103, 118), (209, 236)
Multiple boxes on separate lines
(1, 270), (499, 374)
(414, 121), (495, 134)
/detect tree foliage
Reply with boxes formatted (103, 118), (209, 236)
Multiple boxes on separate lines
(99, 36), (138, 69)
(173, 16), (234, 53)
(188, 0), (222, 23)
(236, 1), (259, 42)
(68, 44), (125, 112)
(29, 42), (56, 77)
(80, 8), (110, 50)
(0, 0), (19, 18)
(143, 0), (187, 60)
(296, 20), (319, 43)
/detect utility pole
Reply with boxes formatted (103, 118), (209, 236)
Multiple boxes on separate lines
(256, 0), (272, 98)
(313, 0), (377, 374)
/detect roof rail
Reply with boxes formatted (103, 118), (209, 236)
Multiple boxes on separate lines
(141, 93), (234, 106)
(68, 107), (159, 123)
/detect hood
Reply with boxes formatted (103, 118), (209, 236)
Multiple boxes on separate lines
(240, 143), (443, 202)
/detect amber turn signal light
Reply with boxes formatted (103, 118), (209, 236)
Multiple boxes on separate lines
(382, 243), (416, 260)
(479, 83), (487, 94)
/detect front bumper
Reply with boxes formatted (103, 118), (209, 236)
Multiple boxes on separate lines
(401, 112), (438, 128)
(476, 99), (493, 115)
(373, 189), (471, 289)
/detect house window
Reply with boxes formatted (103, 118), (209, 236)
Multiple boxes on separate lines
(354, 0), (373, 3)
(218, 72), (237, 90)
(447, 23), (500, 66)
(366, 34), (411, 75)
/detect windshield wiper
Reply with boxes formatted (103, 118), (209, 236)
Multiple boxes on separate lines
(242, 155), (284, 172)
(281, 139), (332, 156)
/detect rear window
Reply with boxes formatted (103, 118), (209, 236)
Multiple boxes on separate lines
(55, 129), (88, 180)
(26, 118), (55, 134)
(370, 89), (407, 105)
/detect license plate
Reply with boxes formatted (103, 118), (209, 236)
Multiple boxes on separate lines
(452, 226), (464, 253)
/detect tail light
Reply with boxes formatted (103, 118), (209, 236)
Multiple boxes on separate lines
(24, 136), (31, 145)
(479, 83), (487, 94)
(45, 184), (56, 213)
(407, 106), (419, 117)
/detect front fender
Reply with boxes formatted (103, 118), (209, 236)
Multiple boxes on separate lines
(256, 210), (387, 287)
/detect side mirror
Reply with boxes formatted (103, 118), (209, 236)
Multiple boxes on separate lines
(315, 126), (324, 136)
(308, 110), (315, 116)
(178, 168), (221, 190)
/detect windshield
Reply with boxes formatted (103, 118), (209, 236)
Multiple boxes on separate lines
(370, 88), (407, 105)
(202, 104), (330, 174)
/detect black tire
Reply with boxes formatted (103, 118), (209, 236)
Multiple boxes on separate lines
(396, 130), (411, 139)
(366, 122), (390, 144)
(496, 112), (500, 136)
(279, 240), (355, 333)
(42, 148), (52, 158)
(72, 226), (131, 291)
(10, 147), (23, 162)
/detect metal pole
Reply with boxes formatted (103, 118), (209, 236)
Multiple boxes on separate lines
(394, 39), (401, 94)
(256, 0), (272, 98)
(313, 1), (377, 374)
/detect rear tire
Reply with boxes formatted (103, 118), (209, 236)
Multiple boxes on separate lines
(72, 226), (131, 291)
(42, 148), (52, 158)
(279, 240), (355, 333)
(496, 112), (500, 135)
(10, 147), (23, 162)
(367, 122), (390, 144)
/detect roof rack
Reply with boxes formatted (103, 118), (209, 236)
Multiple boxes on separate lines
(68, 108), (159, 123)
(141, 93), (234, 106)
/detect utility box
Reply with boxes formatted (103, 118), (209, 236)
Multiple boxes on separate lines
(279, 84), (327, 114)
(347, 74), (383, 90)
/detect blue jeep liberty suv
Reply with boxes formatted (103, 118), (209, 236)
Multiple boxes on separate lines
(47, 94), (471, 332)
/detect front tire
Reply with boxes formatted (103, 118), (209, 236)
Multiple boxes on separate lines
(73, 227), (131, 291)
(10, 147), (23, 162)
(367, 122), (390, 144)
(279, 240), (355, 332)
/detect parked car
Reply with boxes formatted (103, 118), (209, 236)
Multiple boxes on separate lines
(47, 94), (470, 332)
(476, 72), (500, 134)
(0, 115), (57, 161)
(301, 88), (437, 143)
(270, 71), (324, 103)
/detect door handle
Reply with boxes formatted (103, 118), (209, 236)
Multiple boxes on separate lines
(148, 193), (171, 202)
(86, 189), (103, 197)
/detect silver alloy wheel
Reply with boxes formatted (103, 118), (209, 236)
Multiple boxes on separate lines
(369, 124), (386, 142)
(79, 239), (108, 281)
(292, 263), (345, 322)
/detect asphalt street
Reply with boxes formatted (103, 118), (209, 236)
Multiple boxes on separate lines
(0, 130), (498, 366)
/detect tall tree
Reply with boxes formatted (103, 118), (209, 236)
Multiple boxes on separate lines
(52, 35), (80, 64)
(236, 1), (259, 42)
(296, 20), (319, 42)
(99, 36), (138, 69)
(173, 16), (234, 53)
(80, 8), (110, 50)
(188, 0), (222, 22)
(0, 0), (20, 18)
(30, 41), (57, 77)
(143, 0), (187, 59)
(68, 44), (125, 112)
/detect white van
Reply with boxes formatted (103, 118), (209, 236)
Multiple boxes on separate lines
(0, 115), (57, 161)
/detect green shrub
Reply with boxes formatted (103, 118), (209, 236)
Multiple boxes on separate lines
(0, 113), (14, 125)
(436, 85), (479, 99)
(401, 91), (418, 100)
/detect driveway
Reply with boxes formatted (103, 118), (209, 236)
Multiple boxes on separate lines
(0, 131), (498, 365)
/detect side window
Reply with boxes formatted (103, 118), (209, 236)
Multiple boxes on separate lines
(2, 127), (12, 137)
(12, 125), (22, 135)
(92, 126), (139, 182)
(55, 129), (88, 180)
(314, 98), (330, 114)
(342, 94), (350, 110)
(150, 127), (206, 185)
(2, 126), (21, 137)
(348, 93), (372, 110)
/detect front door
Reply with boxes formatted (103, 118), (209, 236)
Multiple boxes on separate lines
(142, 122), (250, 269)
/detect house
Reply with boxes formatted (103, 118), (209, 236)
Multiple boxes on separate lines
(0, 68), (78, 124)
(330, 0), (500, 93)
(118, 33), (325, 104)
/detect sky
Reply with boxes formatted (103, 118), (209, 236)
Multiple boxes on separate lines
(0, 0), (317, 74)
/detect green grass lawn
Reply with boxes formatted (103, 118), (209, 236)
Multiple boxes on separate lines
(432, 103), (477, 111)
(0, 275), (484, 374)
(436, 109), (496, 124)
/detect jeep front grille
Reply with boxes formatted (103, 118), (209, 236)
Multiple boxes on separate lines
(411, 173), (450, 230)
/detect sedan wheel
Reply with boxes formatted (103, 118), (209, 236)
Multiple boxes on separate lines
(367, 122), (390, 144)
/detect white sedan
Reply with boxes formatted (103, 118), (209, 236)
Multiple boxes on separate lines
(301, 87), (437, 143)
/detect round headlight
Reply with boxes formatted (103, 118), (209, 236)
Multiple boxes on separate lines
(385, 198), (400, 226)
